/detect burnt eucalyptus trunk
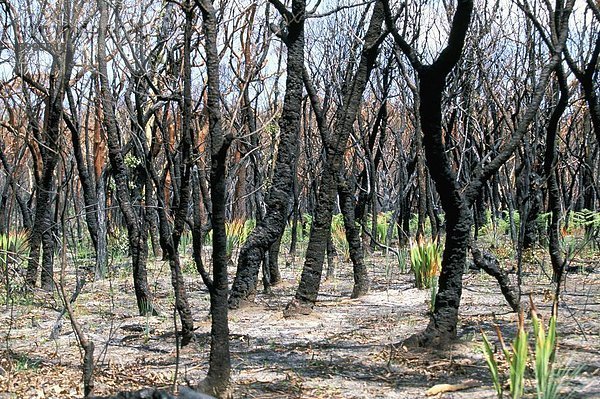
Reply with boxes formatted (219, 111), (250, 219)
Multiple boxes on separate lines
(196, 0), (232, 396)
(338, 181), (369, 297)
(228, 0), (305, 309)
(97, 0), (157, 316)
(285, 1), (385, 315)
(384, 0), (573, 345)
(158, 1), (196, 346)
(64, 90), (104, 275)
(564, 14), (600, 144)
(544, 65), (569, 286)
(26, 17), (75, 290)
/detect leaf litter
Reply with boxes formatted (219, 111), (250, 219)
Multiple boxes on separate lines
(0, 251), (598, 398)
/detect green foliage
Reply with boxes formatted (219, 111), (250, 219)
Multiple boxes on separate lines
(482, 304), (577, 399)
(211, 218), (256, 258)
(0, 231), (29, 264)
(570, 209), (600, 245)
(532, 304), (558, 399)
(429, 276), (438, 313)
(242, 219), (256, 243)
(179, 231), (193, 253)
(108, 227), (129, 261)
(124, 153), (141, 168)
(1, 231), (30, 305)
(282, 213), (312, 246)
(482, 330), (503, 398)
(12, 353), (41, 372)
(397, 248), (409, 274)
(409, 237), (441, 289)
(371, 211), (395, 243)
(569, 209), (600, 230)
(503, 313), (529, 399)
(479, 210), (520, 237)
(225, 219), (244, 258)
(331, 213), (349, 260)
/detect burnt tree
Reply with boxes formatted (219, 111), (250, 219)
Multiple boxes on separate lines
(97, 0), (157, 316)
(384, 0), (574, 345)
(228, 0), (305, 309)
(285, 0), (386, 316)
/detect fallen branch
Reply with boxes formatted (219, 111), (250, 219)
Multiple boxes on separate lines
(471, 247), (521, 312)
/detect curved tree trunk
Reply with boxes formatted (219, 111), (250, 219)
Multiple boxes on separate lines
(285, 1), (385, 316)
(97, 0), (157, 316)
(196, 0), (233, 395)
(338, 181), (369, 298)
(385, 0), (573, 346)
(228, 0), (305, 310)
(26, 20), (75, 289)
(544, 65), (569, 286)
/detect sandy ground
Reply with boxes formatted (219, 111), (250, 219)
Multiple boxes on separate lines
(0, 249), (598, 398)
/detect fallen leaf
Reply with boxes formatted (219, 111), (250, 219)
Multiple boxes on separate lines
(425, 379), (478, 396)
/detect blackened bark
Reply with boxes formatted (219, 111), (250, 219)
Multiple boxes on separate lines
(564, 23), (600, 144)
(325, 233), (336, 280)
(159, 2), (197, 346)
(384, 0), (574, 345)
(40, 205), (56, 291)
(385, 0), (474, 346)
(97, 0), (157, 316)
(196, 0), (232, 395)
(26, 38), (74, 289)
(544, 65), (569, 285)
(90, 387), (216, 399)
(0, 142), (32, 230)
(522, 177), (542, 249)
(339, 181), (369, 298)
(146, 189), (162, 259)
(268, 235), (282, 285)
(416, 151), (427, 239)
(471, 247), (520, 311)
(286, 1), (385, 315)
(96, 171), (108, 278)
(64, 90), (99, 253)
(289, 170), (300, 255)
(228, 0), (305, 310)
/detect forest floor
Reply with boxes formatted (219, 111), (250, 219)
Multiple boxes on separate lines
(0, 246), (599, 398)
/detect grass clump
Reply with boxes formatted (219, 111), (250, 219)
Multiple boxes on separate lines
(481, 299), (577, 399)
(409, 237), (441, 289)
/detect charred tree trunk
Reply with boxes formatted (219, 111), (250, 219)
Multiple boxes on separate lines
(544, 65), (569, 285)
(97, 0), (157, 316)
(285, 1), (385, 315)
(385, 0), (573, 346)
(268, 234), (282, 285)
(26, 31), (74, 289)
(96, 170), (108, 278)
(228, 0), (305, 310)
(325, 233), (336, 280)
(339, 181), (369, 297)
(64, 91), (99, 253)
(148, 0), (197, 347)
(471, 247), (520, 311)
(196, 0), (233, 395)
(565, 20), (600, 144)
(0, 142), (32, 231)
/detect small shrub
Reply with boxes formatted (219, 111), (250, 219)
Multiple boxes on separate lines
(481, 301), (577, 399)
(225, 219), (245, 258)
(409, 237), (441, 289)
(331, 213), (349, 261)
(108, 227), (129, 260)
(1, 231), (30, 304)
